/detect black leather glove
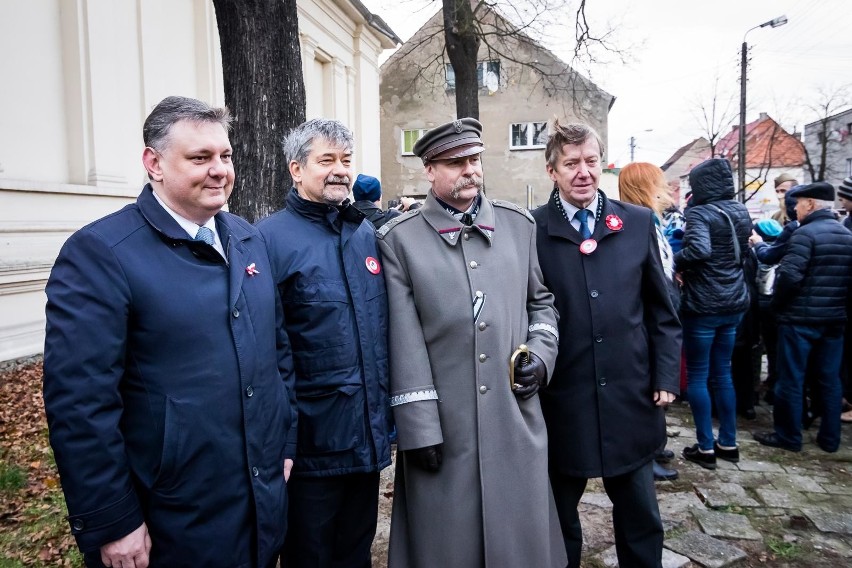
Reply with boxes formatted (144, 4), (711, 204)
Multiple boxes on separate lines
(513, 352), (546, 400)
(406, 444), (443, 472)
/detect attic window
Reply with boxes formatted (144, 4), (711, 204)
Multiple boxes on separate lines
(510, 122), (547, 150)
(445, 60), (500, 91)
(401, 128), (427, 155)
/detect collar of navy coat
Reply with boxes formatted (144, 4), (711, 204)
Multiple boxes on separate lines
(545, 189), (623, 246)
(137, 184), (255, 309)
(798, 207), (838, 227)
(420, 191), (495, 247)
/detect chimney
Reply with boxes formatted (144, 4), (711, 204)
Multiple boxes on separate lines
(759, 112), (768, 121)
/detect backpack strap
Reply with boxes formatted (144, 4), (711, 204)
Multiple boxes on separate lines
(708, 204), (741, 265)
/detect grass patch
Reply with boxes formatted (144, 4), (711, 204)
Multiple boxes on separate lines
(766, 537), (802, 559)
(0, 460), (26, 492)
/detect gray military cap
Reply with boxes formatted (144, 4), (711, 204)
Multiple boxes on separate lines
(413, 118), (484, 164)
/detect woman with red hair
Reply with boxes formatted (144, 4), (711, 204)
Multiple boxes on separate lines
(619, 162), (681, 481)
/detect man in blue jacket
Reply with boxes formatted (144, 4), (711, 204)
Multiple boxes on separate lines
(754, 182), (852, 453)
(257, 119), (392, 567)
(43, 96), (296, 568)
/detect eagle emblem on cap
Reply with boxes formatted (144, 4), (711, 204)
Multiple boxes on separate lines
(453, 120), (463, 133)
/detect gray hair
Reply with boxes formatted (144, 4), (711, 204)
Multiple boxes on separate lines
(143, 96), (232, 151)
(283, 119), (354, 166)
(812, 198), (835, 210)
(545, 120), (605, 168)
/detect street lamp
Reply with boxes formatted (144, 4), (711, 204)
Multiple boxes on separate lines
(738, 15), (788, 202)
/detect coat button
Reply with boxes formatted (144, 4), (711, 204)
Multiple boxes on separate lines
(232, 308), (240, 318)
(252, 466), (259, 477)
(71, 519), (84, 531)
(590, 290), (599, 298)
(469, 261), (478, 269)
(246, 386), (254, 397)
(478, 322), (487, 330)
(464, 233), (470, 240)
(599, 377), (607, 386)
(479, 385), (487, 394)
(595, 335), (603, 343)
(475, 290), (483, 298)
(479, 353), (487, 362)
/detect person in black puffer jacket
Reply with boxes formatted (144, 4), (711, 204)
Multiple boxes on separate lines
(675, 158), (753, 470)
(754, 182), (852, 453)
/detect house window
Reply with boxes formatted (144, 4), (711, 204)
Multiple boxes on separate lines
(445, 60), (500, 91)
(510, 122), (548, 150)
(847, 157), (852, 177)
(401, 128), (427, 155)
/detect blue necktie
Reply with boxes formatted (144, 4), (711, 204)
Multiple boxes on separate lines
(575, 209), (592, 240)
(195, 226), (215, 246)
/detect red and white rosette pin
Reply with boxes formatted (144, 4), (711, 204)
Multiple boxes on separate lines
(365, 256), (381, 275)
(605, 214), (623, 231)
(579, 239), (597, 255)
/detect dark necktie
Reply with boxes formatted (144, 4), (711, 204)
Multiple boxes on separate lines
(195, 226), (215, 246)
(574, 209), (592, 240)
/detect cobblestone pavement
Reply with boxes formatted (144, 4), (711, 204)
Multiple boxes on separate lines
(372, 400), (852, 567)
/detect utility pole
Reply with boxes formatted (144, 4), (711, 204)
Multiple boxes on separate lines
(738, 15), (788, 203)
(737, 41), (747, 203)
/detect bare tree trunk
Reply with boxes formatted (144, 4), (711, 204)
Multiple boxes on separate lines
(817, 119), (829, 181)
(212, 0), (306, 223)
(443, 0), (480, 119)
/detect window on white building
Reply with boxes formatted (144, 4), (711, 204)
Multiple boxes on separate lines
(510, 122), (548, 150)
(847, 157), (852, 177)
(401, 129), (428, 155)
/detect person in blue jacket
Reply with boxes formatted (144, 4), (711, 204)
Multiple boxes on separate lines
(43, 96), (296, 568)
(257, 119), (392, 568)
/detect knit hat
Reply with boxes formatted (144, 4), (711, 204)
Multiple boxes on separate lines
(793, 181), (835, 202)
(838, 176), (852, 201)
(774, 172), (798, 187)
(352, 174), (382, 202)
(754, 218), (783, 241)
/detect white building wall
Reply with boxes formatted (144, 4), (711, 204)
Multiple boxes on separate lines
(0, 0), (395, 361)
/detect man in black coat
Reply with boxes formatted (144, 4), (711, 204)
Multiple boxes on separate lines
(533, 121), (682, 568)
(754, 182), (852, 453)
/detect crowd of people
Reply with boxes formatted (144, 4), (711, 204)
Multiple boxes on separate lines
(40, 95), (852, 568)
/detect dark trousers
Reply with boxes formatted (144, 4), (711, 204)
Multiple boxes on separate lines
(758, 302), (779, 392)
(774, 324), (844, 451)
(550, 460), (662, 568)
(732, 344), (759, 414)
(281, 472), (379, 568)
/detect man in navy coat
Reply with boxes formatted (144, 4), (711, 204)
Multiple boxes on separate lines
(43, 96), (296, 568)
(533, 121), (681, 568)
(257, 119), (392, 567)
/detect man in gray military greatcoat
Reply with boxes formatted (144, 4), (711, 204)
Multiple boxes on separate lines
(377, 118), (567, 567)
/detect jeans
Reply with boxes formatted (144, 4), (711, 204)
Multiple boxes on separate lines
(774, 324), (844, 451)
(682, 312), (743, 451)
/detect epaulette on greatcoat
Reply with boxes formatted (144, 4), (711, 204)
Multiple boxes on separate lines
(491, 200), (534, 223)
(376, 209), (421, 239)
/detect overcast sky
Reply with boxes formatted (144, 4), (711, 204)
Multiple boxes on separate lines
(360, 0), (852, 167)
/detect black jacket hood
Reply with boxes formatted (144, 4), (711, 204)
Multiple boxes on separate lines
(689, 159), (735, 205)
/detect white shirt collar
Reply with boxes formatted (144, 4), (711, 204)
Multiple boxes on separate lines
(152, 190), (226, 258)
(559, 192), (599, 220)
